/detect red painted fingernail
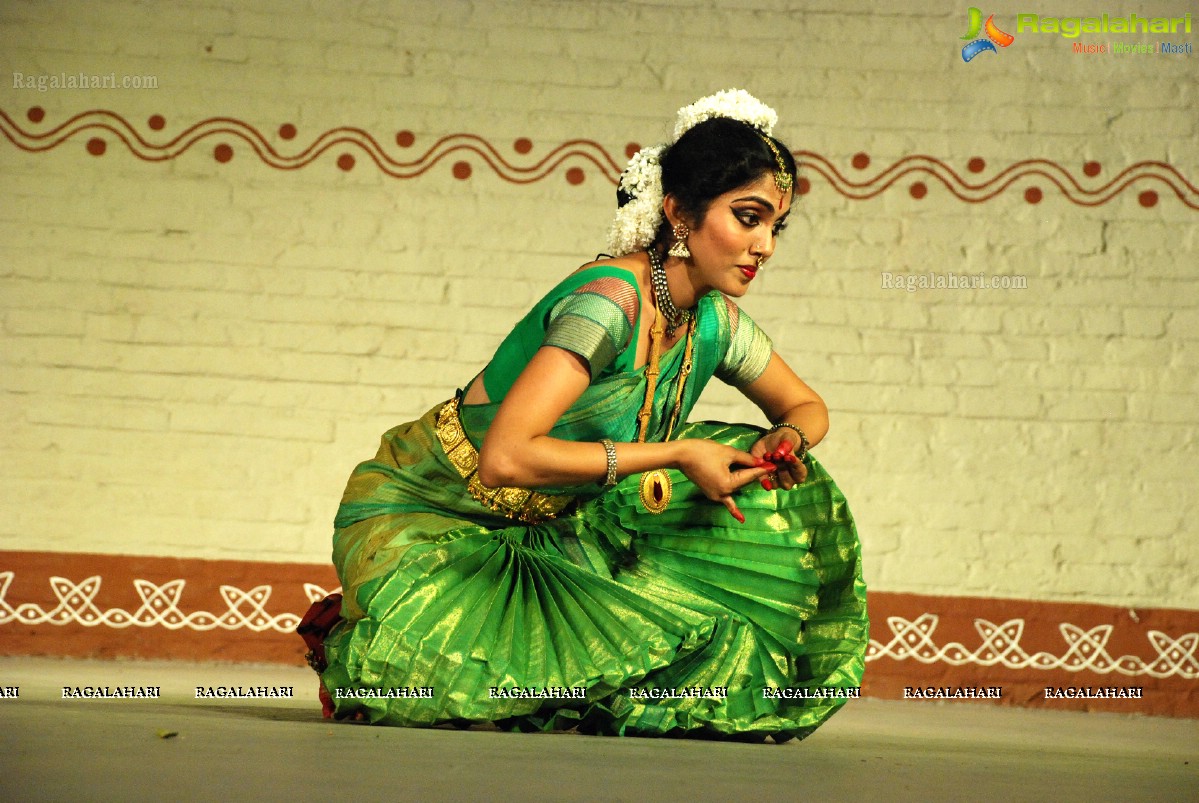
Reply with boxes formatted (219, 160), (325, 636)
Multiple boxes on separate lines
(732, 510), (745, 524)
(762, 478), (774, 491)
(778, 441), (793, 455)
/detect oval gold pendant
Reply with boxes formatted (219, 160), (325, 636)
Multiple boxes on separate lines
(639, 469), (672, 514)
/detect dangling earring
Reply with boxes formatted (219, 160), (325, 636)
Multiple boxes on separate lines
(668, 222), (691, 259)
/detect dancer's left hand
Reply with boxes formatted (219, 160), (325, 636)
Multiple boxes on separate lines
(750, 432), (807, 491)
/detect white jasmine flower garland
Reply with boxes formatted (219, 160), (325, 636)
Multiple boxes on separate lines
(672, 89), (777, 141)
(607, 144), (665, 258)
(606, 89), (780, 256)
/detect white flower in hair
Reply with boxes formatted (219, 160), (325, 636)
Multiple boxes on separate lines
(606, 90), (781, 256)
(618, 144), (665, 201)
(607, 144), (664, 256)
(673, 89), (777, 141)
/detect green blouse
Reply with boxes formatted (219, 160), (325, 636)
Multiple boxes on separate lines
(462, 265), (773, 450)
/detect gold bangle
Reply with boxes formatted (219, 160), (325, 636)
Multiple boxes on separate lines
(768, 422), (809, 461)
(599, 439), (618, 487)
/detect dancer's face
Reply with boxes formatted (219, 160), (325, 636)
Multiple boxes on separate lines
(683, 172), (792, 298)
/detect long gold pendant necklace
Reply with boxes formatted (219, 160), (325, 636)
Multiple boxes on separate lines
(635, 251), (696, 514)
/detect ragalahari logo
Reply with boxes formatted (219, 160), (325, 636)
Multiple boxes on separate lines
(961, 8), (1015, 61)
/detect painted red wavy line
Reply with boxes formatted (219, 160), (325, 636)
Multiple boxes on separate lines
(799, 152), (1199, 209)
(802, 161), (1199, 208)
(800, 151), (1199, 196)
(2, 108), (1195, 208)
(0, 109), (623, 182)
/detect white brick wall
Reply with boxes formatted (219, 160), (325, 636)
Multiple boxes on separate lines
(1, 0), (1195, 608)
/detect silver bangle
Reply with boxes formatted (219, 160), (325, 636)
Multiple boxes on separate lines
(768, 423), (809, 461)
(599, 439), (618, 487)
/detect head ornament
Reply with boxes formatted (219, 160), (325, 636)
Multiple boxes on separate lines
(607, 89), (790, 256)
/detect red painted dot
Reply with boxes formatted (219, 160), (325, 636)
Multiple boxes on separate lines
(1138, 190), (1158, 208)
(796, 177), (811, 195)
(147, 114), (165, 131)
(967, 157), (986, 173)
(851, 152), (870, 170)
(565, 167), (585, 185)
(27, 106), (45, 123)
(86, 138), (106, 156)
(1024, 187), (1043, 204)
(514, 138), (533, 154)
(1083, 161), (1102, 177)
(910, 182), (927, 199)
(396, 130), (415, 148)
(279, 123), (297, 140)
(337, 153), (355, 171)
(625, 142), (641, 159)
(452, 161), (472, 180)
(214, 143), (233, 163)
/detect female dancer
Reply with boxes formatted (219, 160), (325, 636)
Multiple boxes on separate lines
(301, 90), (868, 742)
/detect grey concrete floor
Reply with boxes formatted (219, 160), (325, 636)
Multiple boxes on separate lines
(0, 657), (1195, 802)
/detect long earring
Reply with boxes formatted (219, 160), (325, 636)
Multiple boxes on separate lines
(668, 222), (691, 259)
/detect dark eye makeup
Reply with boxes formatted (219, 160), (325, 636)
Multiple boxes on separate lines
(733, 206), (789, 235)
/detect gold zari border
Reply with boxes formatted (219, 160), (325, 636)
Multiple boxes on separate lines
(435, 396), (574, 524)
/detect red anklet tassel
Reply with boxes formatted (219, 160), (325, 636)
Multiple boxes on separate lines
(296, 593), (343, 674)
(297, 593), (343, 719)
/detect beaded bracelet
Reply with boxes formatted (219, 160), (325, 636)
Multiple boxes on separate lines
(768, 423), (809, 462)
(599, 439), (618, 487)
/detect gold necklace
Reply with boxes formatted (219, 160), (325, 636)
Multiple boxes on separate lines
(634, 309), (695, 514)
(647, 248), (693, 337)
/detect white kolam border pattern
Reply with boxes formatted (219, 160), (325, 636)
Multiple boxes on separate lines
(1, 571), (1196, 680)
(868, 612), (1198, 680)
(0, 571), (336, 633)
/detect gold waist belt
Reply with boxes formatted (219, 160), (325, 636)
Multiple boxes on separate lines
(435, 396), (574, 525)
